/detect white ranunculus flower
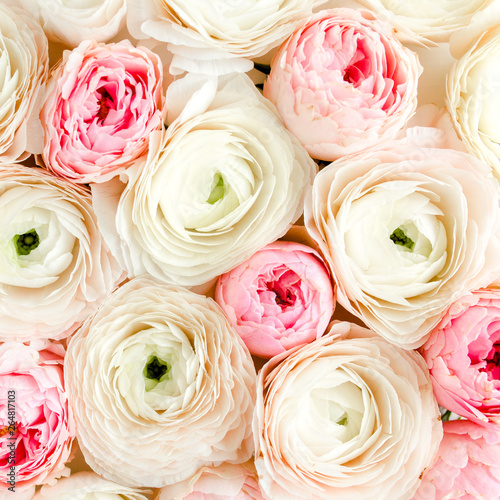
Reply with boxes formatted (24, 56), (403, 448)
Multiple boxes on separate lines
(0, 165), (123, 342)
(15, 0), (126, 47)
(34, 472), (150, 500)
(126, 0), (325, 74)
(446, 14), (500, 178)
(304, 135), (500, 348)
(0, 2), (48, 162)
(92, 73), (316, 287)
(253, 321), (442, 500)
(65, 276), (256, 488)
(355, 0), (495, 45)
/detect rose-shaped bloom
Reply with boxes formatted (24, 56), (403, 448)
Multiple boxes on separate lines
(126, 0), (325, 75)
(215, 241), (334, 359)
(254, 321), (442, 500)
(41, 39), (163, 184)
(0, 341), (74, 492)
(356, 0), (495, 45)
(413, 420), (500, 500)
(0, 165), (122, 342)
(92, 73), (316, 287)
(305, 137), (500, 348)
(0, 3), (48, 162)
(446, 22), (500, 179)
(65, 276), (256, 488)
(33, 472), (150, 500)
(155, 462), (264, 500)
(15, 0), (126, 47)
(421, 289), (500, 427)
(263, 8), (421, 162)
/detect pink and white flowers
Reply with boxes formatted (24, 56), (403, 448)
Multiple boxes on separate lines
(0, 341), (74, 492)
(216, 241), (334, 358)
(41, 39), (164, 184)
(422, 288), (500, 427)
(264, 8), (421, 161)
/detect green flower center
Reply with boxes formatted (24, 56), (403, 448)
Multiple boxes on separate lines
(336, 415), (348, 426)
(13, 229), (40, 256)
(206, 173), (227, 205)
(390, 227), (415, 250)
(143, 355), (171, 382)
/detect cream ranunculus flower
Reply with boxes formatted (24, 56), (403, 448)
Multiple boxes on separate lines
(15, 0), (126, 48)
(446, 12), (500, 179)
(64, 276), (256, 488)
(34, 472), (151, 500)
(126, 0), (325, 74)
(305, 135), (500, 348)
(355, 0), (495, 45)
(92, 73), (317, 287)
(0, 165), (123, 342)
(0, 2), (48, 162)
(253, 321), (442, 500)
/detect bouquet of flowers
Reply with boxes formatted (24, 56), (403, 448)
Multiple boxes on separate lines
(2, 0), (500, 498)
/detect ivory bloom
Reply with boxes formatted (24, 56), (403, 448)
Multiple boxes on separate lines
(447, 20), (500, 178)
(0, 2), (48, 162)
(0, 165), (123, 342)
(65, 277), (256, 488)
(15, 0), (126, 47)
(264, 8), (421, 161)
(34, 472), (150, 500)
(253, 321), (442, 500)
(92, 73), (316, 287)
(305, 137), (500, 348)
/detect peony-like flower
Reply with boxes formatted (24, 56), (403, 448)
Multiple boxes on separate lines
(0, 341), (74, 492)
(304, 136), (500, 348)
(0, 165), (123, 342)
(40, 39), (164, 184)
(155, 462), (264, 500)
(92, 73), (316, 287)
(446, 20), (500, 179)
(0, 2), (48, 162)
(215, 241), (334, 359)
(65, 276), (256, 488)
(34, 471), (150, 499)
(356, 0), (495, 45)
(126, 0), (325, 75)
(421, 288), (500, 427)
(253, 321), (442, 500)
(263, 8), (421, 161)
(15, 0), (126, 48)
(412, 420), (500, 500)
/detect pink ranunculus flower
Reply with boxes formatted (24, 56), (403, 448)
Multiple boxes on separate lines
(263, 8), (422, 162)
(412, 420), (500, 500)
(41, 39), (164, 184)
(215, 241), (335, 359)
(155, 462), (264, 500)
(0, 341), (74, 492)
(421, 289), (500, 427)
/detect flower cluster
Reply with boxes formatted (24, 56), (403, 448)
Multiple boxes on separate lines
(2, 1), (500, 500)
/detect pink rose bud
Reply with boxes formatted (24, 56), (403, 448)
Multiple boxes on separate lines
(216, 241), (335, 359)
(264, 8), (422, 161)
(422, 289), (500, 427)
(413, 420), (500, 500)
(40, 39), (164, 184)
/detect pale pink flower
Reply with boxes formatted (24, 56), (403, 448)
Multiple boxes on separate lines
(216, 241), (334, 359)
(0, 341), (74, 492)
(413, 420), (500, 500)
(264, 8), (421, 161)
(41, 39), (164, 184)
(65, 277), (256, 488)
(422, 288), (500, 427)
(155, 462), (264, 500)
(253, 321), (442, 500)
